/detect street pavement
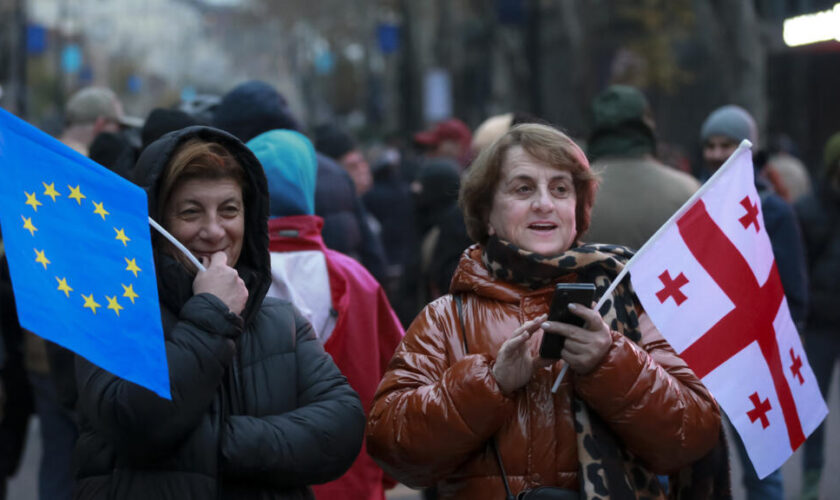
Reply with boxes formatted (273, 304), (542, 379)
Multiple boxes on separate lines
(7, 368), (839, 499)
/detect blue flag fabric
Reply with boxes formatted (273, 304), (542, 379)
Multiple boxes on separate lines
(0, 108), (170, 399)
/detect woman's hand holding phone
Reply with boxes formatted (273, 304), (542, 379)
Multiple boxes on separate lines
(539, 284), (611, 375)
(540, 302), (611, 374)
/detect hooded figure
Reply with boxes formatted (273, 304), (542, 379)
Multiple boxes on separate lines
(247, 129), (404, 500)
(73, 126), (364, 499)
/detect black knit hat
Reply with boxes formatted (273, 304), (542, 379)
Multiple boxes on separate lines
(313, 123), (356, 160)
(213, 80), (301, 142)
(141, 108), (199, 149)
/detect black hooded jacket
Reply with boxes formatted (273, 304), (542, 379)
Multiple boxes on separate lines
(72, 126), (364, 499)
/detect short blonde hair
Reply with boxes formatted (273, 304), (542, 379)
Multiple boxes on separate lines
(459, 123), (598, 245)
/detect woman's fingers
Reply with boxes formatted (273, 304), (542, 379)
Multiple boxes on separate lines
(500, 314), (549, 356)
(540, 303), (612, 371)
(517, 314), (548, 335)
(505, 315), (545, 350)
(568, 302), (603, 329)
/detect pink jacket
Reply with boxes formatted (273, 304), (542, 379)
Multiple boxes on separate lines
(267, 215), (404, 500)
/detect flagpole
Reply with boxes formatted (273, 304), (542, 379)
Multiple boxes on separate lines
(147, 217), (207, 272)
(551, 139), (753, 393)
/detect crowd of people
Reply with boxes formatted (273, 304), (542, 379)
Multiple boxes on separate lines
(0, 80), (836, 500)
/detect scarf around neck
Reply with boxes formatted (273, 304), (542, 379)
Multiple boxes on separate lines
(481, 234), (641, 342)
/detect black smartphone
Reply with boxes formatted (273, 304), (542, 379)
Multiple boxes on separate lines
(538, 283), (596, 359)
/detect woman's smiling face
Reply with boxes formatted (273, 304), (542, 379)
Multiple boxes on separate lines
(487, 145), (577, 256)
(163, 177), (245, 267)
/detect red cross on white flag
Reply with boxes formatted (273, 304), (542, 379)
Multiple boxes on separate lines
(606, 141), (827, 479)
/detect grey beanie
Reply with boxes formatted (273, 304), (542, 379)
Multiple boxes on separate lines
(700, 105), (758, 145)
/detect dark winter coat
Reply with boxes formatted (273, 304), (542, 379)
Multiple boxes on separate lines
(315, 153), (387, 282)
(363, 163), (416, 269)
(73, 126), (365, 500)
(796, 183), (840, 330)
(756, 177), (809, 326)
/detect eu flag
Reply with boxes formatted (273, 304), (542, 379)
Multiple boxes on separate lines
(0, 108), (170, 399)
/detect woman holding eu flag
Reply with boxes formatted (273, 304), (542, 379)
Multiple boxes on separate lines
(72, 126), (364, 499)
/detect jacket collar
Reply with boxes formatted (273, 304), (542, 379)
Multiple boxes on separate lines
(450, 245), (549, 304)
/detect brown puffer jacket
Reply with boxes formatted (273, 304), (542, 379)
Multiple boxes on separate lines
(366, 246), (721, 499)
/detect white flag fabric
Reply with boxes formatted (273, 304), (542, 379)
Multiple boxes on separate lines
(624, 142), (827, 479)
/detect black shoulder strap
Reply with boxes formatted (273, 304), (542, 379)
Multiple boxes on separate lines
(454, 294), (468, 355)
(453, 294), (515, 500)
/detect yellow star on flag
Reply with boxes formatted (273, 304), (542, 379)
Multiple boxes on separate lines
(24, 192), (42, 211)
(43, 182), (61, 202)
(55, 277), (73, 297)
(106, 296), (124, 316)
(68, 185), (86, 204)
(122, 283), (139, 304)
(82, 293), (101, 314)
(125, 257), (141, 277)
(21, 215), (37, 236)
(93, 201), (109, 220)
(34, 248), (50, 269)
(114, 228), (130, 246)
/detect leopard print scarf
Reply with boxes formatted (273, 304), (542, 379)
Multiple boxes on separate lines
(481, 236), (731, 500)
(482, 235), (641, 340)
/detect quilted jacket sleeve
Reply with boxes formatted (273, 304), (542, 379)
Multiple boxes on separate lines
(221, 304), (364, 487)
(75, 293), (239, 461)
(365, 297), (516, 488)
(574, 312), (721, 474)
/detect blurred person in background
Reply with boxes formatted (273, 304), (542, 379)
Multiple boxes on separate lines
(362, 146), (417, 304)
(89, 107), (204, 182)
(795, 131), (840, 500)
(398, 159), (468, 326)
(314, 123), (373, 196)
(470, 112), (551, 157)
(367, 124), (724, 499)
(74, 126), (363, 499)
(87, 132), (137, 180)
(763, 153), (812, 204)
(700, 104), (808, 500)
(585, 85), (700, 251)
(59, 86), (139, 157)
(413, 118), (474, 169)
(140, 108), (200, 152)
(470, 113), (513, 156)
(213, 80), (387, 283)
(248, 129), (404, 500)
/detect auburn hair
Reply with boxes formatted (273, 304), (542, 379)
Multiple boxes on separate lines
(157, 139), (246, 218)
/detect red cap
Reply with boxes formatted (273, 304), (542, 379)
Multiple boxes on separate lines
(414, 118), (472, 149)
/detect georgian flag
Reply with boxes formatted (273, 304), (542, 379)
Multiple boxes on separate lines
(619, 141), (827, 478)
